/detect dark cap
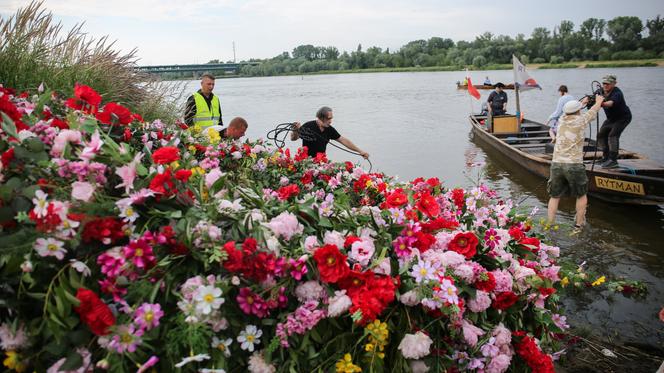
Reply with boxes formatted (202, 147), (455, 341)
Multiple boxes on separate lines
(494, 82), (505, 88)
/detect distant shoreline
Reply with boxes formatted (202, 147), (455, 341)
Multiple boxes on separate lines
(164, 59), (663, 81)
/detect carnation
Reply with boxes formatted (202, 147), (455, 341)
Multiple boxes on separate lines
(248, 352), (276, 373)
(294, 281), (326, 302)
(398, 331), (433, 359)
(323, 230), (345, 248)
(327, 290), (352, 317)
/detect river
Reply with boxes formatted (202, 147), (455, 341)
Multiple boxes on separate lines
(180, 67), (664, 345)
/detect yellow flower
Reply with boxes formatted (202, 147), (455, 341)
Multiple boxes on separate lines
(335, 353), (362, 373)
(190, 167), (205, 176)
(591, 276), (606, 286)
(561, 277), (569, 287)
(207, 128), (221, 144)
(3, 351), (27, 373)
(170, 161), (180, 169)
(188, 145), (197, 153)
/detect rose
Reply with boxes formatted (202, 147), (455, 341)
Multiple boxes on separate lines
(313, 244), (350, 283)
(152, 146), (180, 165)
(448, 231), (479, 259)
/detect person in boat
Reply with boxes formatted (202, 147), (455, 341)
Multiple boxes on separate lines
(487, 82), (508, 116)
(547, 94), (605, 229)
(483, 76), (492, 86)
(184, 73), (223, 132)
(547, 85), (576, 142)
(290, 106), (369, 159)
(597, 74), (632, 168)
(462, 77), (468, 86)
(220, 117), (248, 139)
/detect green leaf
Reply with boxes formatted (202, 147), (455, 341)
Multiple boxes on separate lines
(21, 185), (40, 199)
(60, 351), (83, 370)
(0, 112), (19, 139)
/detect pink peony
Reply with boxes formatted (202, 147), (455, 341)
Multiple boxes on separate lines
(492, 270), (513, 292)
(71, 181), (95, 202)
(398, 332), (433, 359)
(468, 290), (492, 313)
(265, 211), (303, 241)
(486, 354), (511, 373)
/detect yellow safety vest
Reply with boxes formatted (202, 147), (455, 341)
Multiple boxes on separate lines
(192, 92), (221, 130)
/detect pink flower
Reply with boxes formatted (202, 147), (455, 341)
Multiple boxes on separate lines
(349, 237), (375, 266)
(205, 168), (224, 188)
(461, 319), (485, 347)
(97, 249), (126, 277)
(51, 129), (81, 157)
(236, 287), (266, 317)
(123, 239), (156, 269)
(115, 153), (143, 194)
(265, 211), (303, 241)
(79, 131), (103, 161)
(109, 324), (143, 353)
(288, 256), (308, 280)
(492, 323), (512, 346)
(491, 270), (513, 292)
(137, 356), (159, 373)
(486, 354), (511, 373)
(134, 303), (164, 331)
(468, 290), (492, 312)
(398, 332), (433, 359)
(71, 181), (95, 202)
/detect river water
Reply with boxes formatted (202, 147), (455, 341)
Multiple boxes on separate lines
(181, 67), (664, 345)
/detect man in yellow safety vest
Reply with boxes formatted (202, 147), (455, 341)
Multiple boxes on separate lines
(184, 73), (223, 131)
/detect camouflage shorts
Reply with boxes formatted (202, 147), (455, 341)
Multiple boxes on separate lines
(548, 162), (587, 198)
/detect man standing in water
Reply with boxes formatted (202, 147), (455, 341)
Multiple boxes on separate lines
(290, 106), (369, 159)
(184, 74), (223, 132)
(597, 74), (632, 168)
(547, 94), (604, 229)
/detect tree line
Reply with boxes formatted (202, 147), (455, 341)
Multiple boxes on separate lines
(224, 15), (664, 77)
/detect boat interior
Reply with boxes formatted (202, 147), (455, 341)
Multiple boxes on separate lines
(470, 114), (664, 177)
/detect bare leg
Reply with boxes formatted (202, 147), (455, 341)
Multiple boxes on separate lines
(547, 197), (560, 224)
(575, 195), (588, 226)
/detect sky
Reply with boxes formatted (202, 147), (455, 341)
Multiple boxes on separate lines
(1, 0), (663, 66)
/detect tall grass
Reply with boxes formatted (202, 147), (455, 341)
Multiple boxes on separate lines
(0, 1), (184, 121)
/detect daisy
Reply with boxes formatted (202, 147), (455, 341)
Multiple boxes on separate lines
(34, 237), (66, 260)
(194, 285), (224, 315)
(32, 189), (49, 218)
(211, 336), (232, 357)
(237, 324), (262, 352)
(174, 353), (210, 368)
(411, 260), (438, 283)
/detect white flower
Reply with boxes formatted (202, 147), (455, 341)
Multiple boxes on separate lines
(295, 281), (325, 302)
(265, 236), (281, 254)
(399, 290), (420, 307)
(211, 336), (232, 357)
(194, 285), (224, 315)
(200, 369), (226, 373)
(34, 237), (66, 260)
(174, 353), (210, 368)
(32, 189), (49, 218)
(70, 259), (91, 277)
(237, 325), (262, 352)
(218, 198), (243, 213)
(118, 203), (139, 223)
(18, 130), (37, 141)
(410, 360), (430, 373)
(0, 323), (30, 350)
(327, 290), (352, 317)
(20, 260), (33, 273)
(264, 211), (303, 241)
(398, 332), (433, 359)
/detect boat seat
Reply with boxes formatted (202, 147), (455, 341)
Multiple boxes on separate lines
(494, 130), (550, 137)
(512, 143), (549, 148)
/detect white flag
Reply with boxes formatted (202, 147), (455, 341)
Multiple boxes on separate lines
(512, 55), (541, 90)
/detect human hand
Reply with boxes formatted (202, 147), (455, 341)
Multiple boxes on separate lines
(292, 122), (301, 130)
(360, 151), (369, 159)
(581, 96), (589, 105)
(595, 94), (605, 104)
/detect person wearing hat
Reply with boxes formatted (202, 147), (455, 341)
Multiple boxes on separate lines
(547, 94), (605, 230)
(596, 74), (632, 168)
(487, 82), (508, 116)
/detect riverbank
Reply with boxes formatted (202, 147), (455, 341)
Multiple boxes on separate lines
(192, 58), (663, 80)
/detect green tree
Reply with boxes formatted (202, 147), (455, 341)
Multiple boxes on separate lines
(607, 16), (643, 51)
(643, 15), (664, 53)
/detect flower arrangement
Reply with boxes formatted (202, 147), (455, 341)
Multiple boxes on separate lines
(0, 83), (641, 372)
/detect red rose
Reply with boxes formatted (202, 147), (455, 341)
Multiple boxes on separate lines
(276, 184), (300, 201)
(451, 188), (465, 210)
(448, 232), (479, 259)
(508, 226), (526, 241)
(73, 84), (102, 107)
(152, 146), (180, 165)
(385, 189), (408, 208)
(96, 102), (132, 125)
(492, 291), (519, 310)
(300, 171), (313, 185)
(416, 192), (440, 217)
(149, 169), (175, 196)
(73, 288), (115, 335)
(313, 244), (350, 283)
(519, 237), (541, 253)
(413, 231), (436, 253)
(475, 272), (496, 292)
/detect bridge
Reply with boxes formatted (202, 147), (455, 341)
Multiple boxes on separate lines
(136, 62), (261, 77)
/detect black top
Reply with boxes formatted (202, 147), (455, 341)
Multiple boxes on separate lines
(603, 87), (631, 121)
(183, 89), (223, 126)
(299, 120), (341, 157)
(488, 90), (508, 112)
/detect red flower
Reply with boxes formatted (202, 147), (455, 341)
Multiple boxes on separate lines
(519, 237), (541, 253)
(222, 241), (244, 272)
(420, 217), (459, 233)
(28, 203), (62, 233)
(413, 231), (436, 253)
(174, 169), (192, 182)
(1, 148), (15, 167)
(347, 273), (397, 325)
(385, 188), (408, 208)
(294, 147), (308, 162)
(343, 235), (362, 249)
(276, 184), (300, 201)
(313, 244), (350, 283)
(451, 188), (465, 210)
(81, 217), (125, 244)
(313, 152), (328, 164)
(415, 192), (440, 217)
(73, 288), (115, 335)
(96, 102), (133, 125)
(50, 117), (69, 129)
(344, 161), (354, 172)
(448, 232), (479, 259)
(508, 226), (526, 241)
(300, 171), (313, 185)
(338, 269), (371, 298)
(152, 146), (180, 165)
(149, 169), (176, 196)
(538, 287), (556, 297)
(65, 84), (101, 114)
(492, 291), (519, 310)
(475, 272), (496, 292)
(513, 332), (555, 373)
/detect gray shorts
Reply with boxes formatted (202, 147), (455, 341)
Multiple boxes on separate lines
(548, 162), (587, 198)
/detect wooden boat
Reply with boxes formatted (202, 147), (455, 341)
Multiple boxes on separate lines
(457, 82), (515, 90)
(468, 114), (664, 205)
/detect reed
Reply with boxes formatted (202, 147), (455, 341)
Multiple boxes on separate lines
(0, 1), (184, 121)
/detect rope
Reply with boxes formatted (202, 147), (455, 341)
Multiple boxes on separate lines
(266, 122), (373, 172)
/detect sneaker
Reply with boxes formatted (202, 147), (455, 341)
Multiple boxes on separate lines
(570, 224), (584, 236)
(602, 160), (619, 168)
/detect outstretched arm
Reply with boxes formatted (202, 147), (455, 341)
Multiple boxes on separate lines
(336, 136), (369, 159)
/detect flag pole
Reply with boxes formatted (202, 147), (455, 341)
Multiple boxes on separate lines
(512, 55), (522, 130)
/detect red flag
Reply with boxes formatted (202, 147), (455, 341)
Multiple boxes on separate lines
(467, 77), (481, 100)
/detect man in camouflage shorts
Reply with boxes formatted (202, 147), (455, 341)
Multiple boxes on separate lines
(547, 94), (604, 228)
